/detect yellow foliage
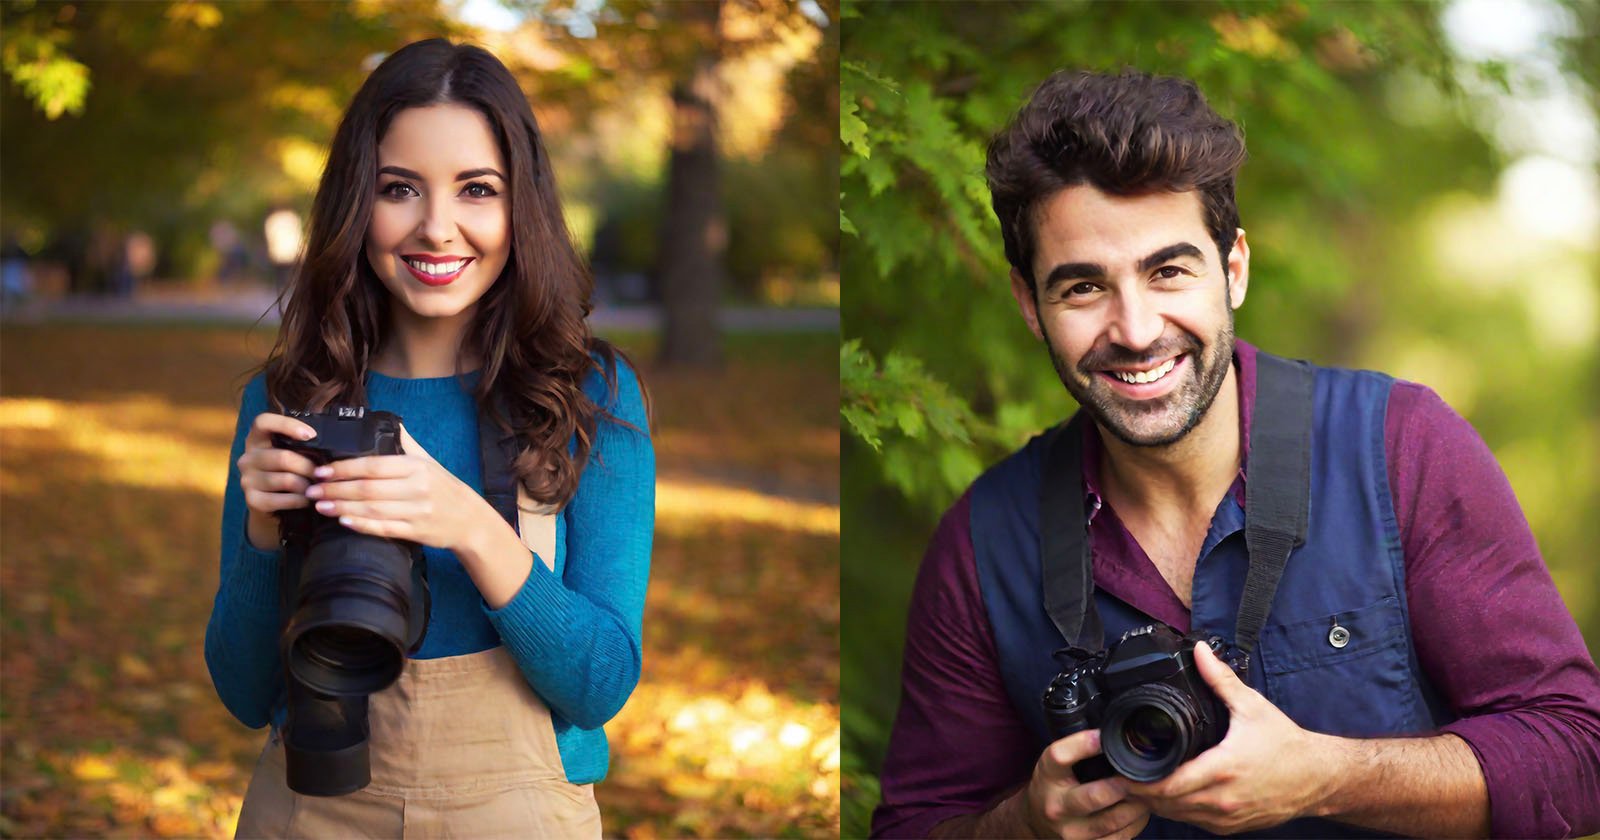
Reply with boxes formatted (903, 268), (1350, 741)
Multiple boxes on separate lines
(165, 2), (223, 30)
(1211, 13), (1298, 61)
(276, 136), (330, 192)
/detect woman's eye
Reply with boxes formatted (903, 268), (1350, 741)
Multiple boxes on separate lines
(464, 181), (499, 198)
(380, 182), (417, 199)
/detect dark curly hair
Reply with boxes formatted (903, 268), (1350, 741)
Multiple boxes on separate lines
(985, 69), (1247, 290)
(257, 38), (639, 508)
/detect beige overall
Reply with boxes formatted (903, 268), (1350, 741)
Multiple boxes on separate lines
(234, 497), (601, 839)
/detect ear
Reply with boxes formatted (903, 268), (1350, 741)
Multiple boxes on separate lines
(1226, 228), (1249, 310)
(1010, 268), (1045, 341)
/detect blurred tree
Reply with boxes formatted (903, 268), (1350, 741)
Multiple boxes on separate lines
(839, 1), (1596, 835)
(510, 0), (833, 364)
(655, 0), (727, 367)
(0, 0), (462, 290)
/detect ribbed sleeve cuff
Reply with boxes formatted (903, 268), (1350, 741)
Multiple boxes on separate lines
(1442, 714), (1563, 838)
(224, 539), (282, 612)
(482, 561), (573, 662)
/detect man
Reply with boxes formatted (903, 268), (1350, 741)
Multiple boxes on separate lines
(871, 70), (1600, 839)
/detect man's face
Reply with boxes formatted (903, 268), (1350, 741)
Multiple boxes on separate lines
(1011, 185), (1249, 448)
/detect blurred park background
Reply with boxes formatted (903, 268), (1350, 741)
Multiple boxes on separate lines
(840, 0), (1598, 835)
(1, 0), (839, 837)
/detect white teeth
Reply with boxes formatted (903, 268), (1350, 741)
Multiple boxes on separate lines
(1111, 357), (1177, 385)
(404, 258), (465, 275)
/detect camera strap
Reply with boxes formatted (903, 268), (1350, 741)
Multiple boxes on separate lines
(1040, 411), (1103, 651)
(1040, 351), (1313, 660)
(477, 394), (524, 534)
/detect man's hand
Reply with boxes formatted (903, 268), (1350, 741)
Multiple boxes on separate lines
(1123, 643), (1331, 834)
(1024, 730), (1150, 840)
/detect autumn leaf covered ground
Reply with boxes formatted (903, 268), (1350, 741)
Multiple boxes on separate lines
(0, 323), (840, 838)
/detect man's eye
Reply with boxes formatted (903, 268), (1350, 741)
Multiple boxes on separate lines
(380, 182), (417, 198)
(1068, 282), (1099, 297)
(1155, 266), (1185, 280)
(463, 181), (499, 198)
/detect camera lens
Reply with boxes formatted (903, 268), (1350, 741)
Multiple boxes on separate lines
(1101, 683), (1202, 782)
(283, 528), (421, 696)
(1122, 706), (1179, 759)
(295, 625), (401, 688)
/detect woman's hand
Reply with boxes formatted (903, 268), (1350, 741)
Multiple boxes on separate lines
(237, 412), (320, 549)
(302, 425), (491, 552)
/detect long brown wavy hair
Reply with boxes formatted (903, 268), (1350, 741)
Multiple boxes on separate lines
(257, 38), (639, 508)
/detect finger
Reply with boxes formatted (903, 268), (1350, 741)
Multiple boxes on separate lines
(1088, 809), (1152, 838)
(1038, 730), (1102, 783)
(1081, 800), (1149, 840)
(247, 412), (317, 447)
(1194, 642), (1253, 709)
(398, 424), (439, 464)
(250, 470), (311, 495)
(245, 488), (312, 513)
(241, 447), (320, 479)
(312, 499), (424, 520)
(1093, 806), (1151, 840)
(314, 455), (415, 482)
(334, 514), (409, 540)
(307, 477), (416, 502)
(1125, 747), (1228, 800)
(1060, 778), (1128, 817)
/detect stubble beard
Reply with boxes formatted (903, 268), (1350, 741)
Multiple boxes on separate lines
(1043, 309), (1236, 449)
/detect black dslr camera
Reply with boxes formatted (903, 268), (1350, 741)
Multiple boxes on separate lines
(270, 407), (429, 796)
(1042, 624), (1246, 783)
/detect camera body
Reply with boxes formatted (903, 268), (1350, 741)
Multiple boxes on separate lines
(271, 407), (428, 796)
(1042, 624), (1246, 783)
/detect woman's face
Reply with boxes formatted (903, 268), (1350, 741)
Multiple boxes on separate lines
(365, 103), (511, 324)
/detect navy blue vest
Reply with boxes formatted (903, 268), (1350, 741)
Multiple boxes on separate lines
(970, 354), (1452, 838)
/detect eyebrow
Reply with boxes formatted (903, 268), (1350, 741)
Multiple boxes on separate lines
(1041, 241), (1207, 291)
(377, 165), (505, 181)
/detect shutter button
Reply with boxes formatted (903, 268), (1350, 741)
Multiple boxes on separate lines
(1328, 623), (1351, 649)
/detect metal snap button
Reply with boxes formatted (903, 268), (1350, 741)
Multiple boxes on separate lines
(1328, 624), (1351, 648)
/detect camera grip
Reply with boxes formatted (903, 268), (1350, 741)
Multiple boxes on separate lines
(1043, 690), (1117, 783)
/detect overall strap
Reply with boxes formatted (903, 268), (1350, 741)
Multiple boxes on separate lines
(1235, 353), (1314, 657)
(1040, 413), (1103, 651)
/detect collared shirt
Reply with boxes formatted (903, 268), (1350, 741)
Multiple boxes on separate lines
(873, 340), (1600, 838)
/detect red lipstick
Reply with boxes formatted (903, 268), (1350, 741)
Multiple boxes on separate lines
(400, 255), (473, 287)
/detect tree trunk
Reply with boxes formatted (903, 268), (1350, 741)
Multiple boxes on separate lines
(655, 1), (725, 368)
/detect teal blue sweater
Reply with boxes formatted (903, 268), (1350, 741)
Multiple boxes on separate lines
(203, 358), (653, 784)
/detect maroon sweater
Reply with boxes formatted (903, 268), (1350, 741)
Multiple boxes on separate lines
(873, 341), (1600, 838)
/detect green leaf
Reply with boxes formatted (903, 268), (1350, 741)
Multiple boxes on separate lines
(841, 98), (872, 158)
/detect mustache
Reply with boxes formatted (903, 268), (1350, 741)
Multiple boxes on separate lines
(1077, 334), (1201, 373)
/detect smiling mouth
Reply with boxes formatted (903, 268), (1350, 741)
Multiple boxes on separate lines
(1107, 356), (1179, 385)
(1094, 353), (1188, 394)
(402, 256), (472, 286)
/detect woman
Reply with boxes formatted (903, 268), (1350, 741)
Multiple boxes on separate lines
(203, 39), (653, 837)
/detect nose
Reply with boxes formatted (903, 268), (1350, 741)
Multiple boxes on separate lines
(1106, 286), (1164, 352)
(415, 193), (456, 246)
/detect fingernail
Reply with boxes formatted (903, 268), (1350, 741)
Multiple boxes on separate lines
(305, 485), (322, 498)
(314, 466), (332, 478)
(338, 516), (353, 526)
(300, 429), (315, 440)
(316, 501), (335, 513)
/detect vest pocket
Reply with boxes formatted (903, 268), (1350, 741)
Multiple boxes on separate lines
(1257, 595), (1419, 736)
